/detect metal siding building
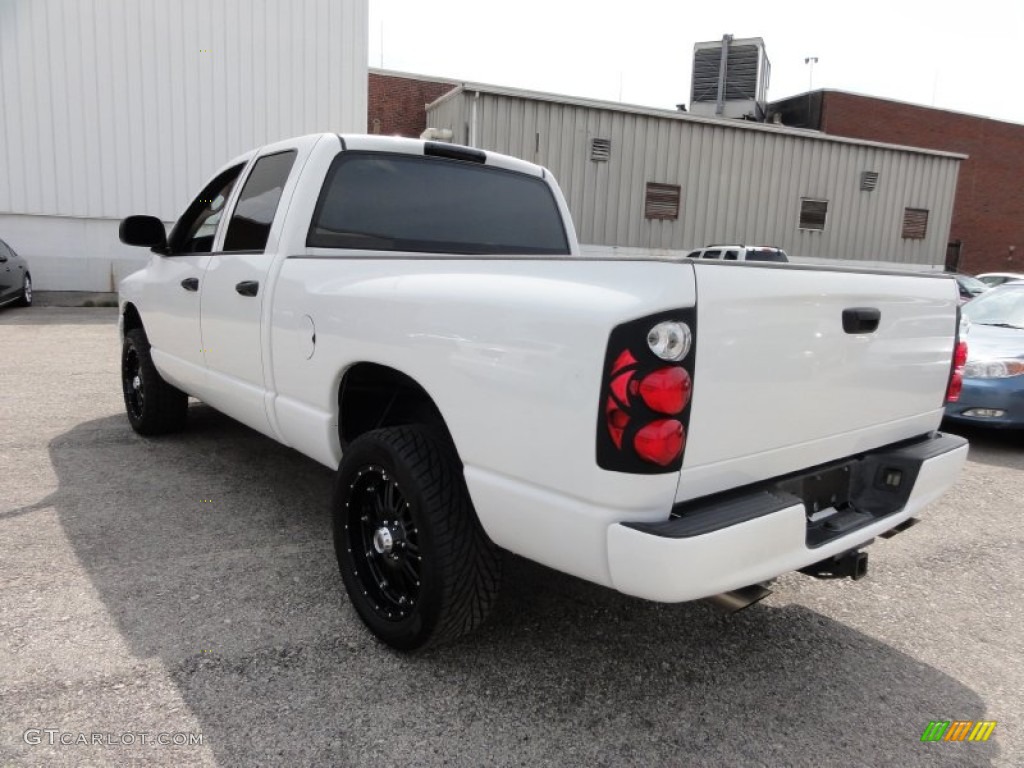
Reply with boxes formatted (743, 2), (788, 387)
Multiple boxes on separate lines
(426, 85), (963, 268)
(0, 0), (367, 291)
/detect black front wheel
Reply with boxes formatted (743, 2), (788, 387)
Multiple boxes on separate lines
(332, 426), (501, 651)
(121, 328), (188, 435)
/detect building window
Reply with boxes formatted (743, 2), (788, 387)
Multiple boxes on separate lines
(645, 183), (681, 220)
(902, 208), (929, 239)
(590, 138), (611, 161)
(860, 171), (879, 191)
(799, 198), (828, 231)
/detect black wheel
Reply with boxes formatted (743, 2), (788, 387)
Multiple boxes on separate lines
(121, 327), (188, 435)
(18, 274), (31, 307)
(332, 425), (501, 651)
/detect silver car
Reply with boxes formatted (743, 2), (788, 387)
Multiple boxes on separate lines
(0, 237), (32, 309)
(976, 272), (1024, 288)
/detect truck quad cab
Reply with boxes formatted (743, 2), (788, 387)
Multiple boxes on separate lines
(118, 134), (969, 650)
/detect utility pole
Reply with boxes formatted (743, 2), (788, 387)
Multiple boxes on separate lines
(804, 56), (819, 91)
(804, 56), (819, 128)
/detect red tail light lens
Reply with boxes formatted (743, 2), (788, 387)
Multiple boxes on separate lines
(946, 373), (963, 403)
(639, 366), (691, 414)
(610, 370), (634, 405)
(634, 419), (685, 467)
(954, 340), (968, 367)
(605, 397), (629, 449)
(947, 340), (967, 403)
(612, 349), (637, 374)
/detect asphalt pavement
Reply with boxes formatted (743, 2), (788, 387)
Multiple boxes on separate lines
(1, 307), (1021, 767)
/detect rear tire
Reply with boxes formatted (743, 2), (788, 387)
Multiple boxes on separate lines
(121, 327), (188, 435)
(332, 425), (501, 651)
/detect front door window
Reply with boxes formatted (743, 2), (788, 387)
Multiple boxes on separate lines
(167, 164), (244, 254)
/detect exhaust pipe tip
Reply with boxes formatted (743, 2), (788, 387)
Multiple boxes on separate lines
(851, 550), (869, 580)
(704, 584), (772, 614)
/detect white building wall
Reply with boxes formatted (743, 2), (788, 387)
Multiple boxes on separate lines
(0, 0), (368, 290)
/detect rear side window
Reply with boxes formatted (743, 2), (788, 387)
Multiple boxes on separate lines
(307, 152), (569, 255)
(224, 150), (297, 252)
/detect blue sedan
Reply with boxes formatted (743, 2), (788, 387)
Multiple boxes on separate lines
(944, 282), (1024, 428)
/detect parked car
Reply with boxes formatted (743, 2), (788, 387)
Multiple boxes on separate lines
(117, 134), (967, 650)
(685, 245), (789, 262)
(953, 273), (989, 304)
(944, 282), (1024, 428)
(976, 272), (1024, 288)
(0, 237), (32, 308)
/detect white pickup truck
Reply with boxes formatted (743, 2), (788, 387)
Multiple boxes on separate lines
(118, 134), (969, 650)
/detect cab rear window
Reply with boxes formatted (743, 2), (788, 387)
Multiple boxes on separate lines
(307, 151), (570, 255)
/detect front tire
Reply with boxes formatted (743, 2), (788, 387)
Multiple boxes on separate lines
(18, 274), (31, 306)
(121, 327), (188, 435)
(332, 426), (501, 651)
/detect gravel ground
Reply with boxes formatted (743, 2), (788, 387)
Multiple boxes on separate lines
(1, 306), (1021, 767)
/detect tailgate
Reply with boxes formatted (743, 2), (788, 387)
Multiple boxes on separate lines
(677, 263), (958, 503)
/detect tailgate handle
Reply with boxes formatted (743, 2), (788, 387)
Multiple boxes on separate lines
(843, 307), (880, 334)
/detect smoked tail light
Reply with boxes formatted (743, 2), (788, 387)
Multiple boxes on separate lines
(597, 309), (697, 474)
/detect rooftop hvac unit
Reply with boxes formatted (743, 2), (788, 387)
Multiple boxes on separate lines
(690, 35), (770, 121)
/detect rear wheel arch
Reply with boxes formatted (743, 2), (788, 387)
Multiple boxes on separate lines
(337, 363), (456, 454)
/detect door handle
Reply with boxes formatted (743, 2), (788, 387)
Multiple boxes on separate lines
(842, 307), (881, 334)
(235, 280), (259, 297)
(181, 277), (199, 292)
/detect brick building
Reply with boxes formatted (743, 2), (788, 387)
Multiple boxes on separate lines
(368, 68), (457, 138)
(771, 90), (1024, 275)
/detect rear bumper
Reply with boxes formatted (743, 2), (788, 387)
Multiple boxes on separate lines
(606, 432), (968, 602)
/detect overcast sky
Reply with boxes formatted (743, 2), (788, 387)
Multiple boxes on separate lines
(368, 0), (1024, 125)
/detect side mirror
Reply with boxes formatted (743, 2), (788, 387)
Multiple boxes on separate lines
(119, 215), (168, 250)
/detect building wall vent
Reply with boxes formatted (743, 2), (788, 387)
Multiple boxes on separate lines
(799, 198), (829, 231)
(645, 183), (681, 220)
(590, 138), (611, 161)
(860, 171), (879, 191)
(902, 208), (929, 239)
